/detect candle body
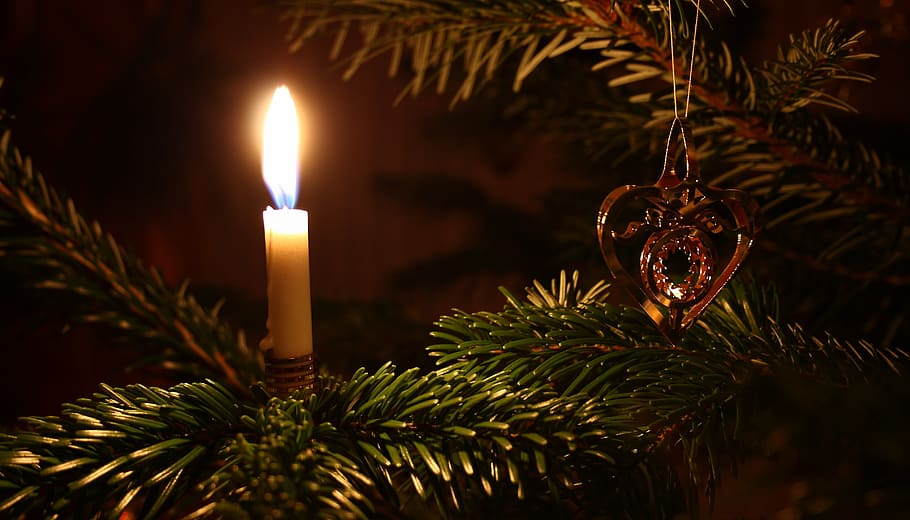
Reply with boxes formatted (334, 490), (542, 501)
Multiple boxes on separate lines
(263, 207), (313, 358)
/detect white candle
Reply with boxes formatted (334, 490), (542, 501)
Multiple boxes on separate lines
(261, 86), (313, 359)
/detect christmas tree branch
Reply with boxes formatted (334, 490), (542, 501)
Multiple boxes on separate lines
(682, 20), (907, 232)
(278, 1), (735, 102)
(278, 0), (907, 270)
(2, 274), (906, 517)
(0, 129), (262, 392)
(307, 366), (656, 515)
(429, 273), (909, 498)
(200, 359), (688, 517)
(0, 380), (251, 518)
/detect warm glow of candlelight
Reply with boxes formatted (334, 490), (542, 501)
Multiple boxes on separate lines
(260, 84), (312, 360)
(262, 85), (299, 209)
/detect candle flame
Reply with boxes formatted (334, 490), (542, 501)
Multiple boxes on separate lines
(262, 86), (299, 208)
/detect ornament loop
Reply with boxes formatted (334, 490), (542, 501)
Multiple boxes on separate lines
(658, 117), (699, 186)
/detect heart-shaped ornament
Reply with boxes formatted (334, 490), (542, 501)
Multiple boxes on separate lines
(597, 118), (760, 342)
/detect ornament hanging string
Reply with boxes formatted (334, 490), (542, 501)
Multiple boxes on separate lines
(667, 0), (702, 119)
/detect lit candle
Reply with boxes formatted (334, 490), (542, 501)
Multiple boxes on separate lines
(261, 86), (313, 359)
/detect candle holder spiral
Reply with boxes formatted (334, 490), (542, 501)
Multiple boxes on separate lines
(264, 352), (317, 398)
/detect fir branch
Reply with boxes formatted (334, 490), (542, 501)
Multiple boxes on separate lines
(2, 275), (906, 518)
(429, 275), (909, 498)
(430, 291), (742, 499)
(571, 16), (909, 268)
(0, 380), (251, 518)
(519, 269), (611, 308)
(0, 370), (671, 517)
(0, 129), (262, 391)
(279, 0), (908, 276)
(209, 365), (676, 518)
(759, 22), (875, 115)
(205, 395), (378, 519)
(278, 1), (736, 104)
(693, 21), (908, 229)
(556, 14), (907, 265)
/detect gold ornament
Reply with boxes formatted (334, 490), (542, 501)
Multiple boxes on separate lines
(597, 118), (759, 342)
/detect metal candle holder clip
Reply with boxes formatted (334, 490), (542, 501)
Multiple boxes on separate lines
(264, 352), (317, 398)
